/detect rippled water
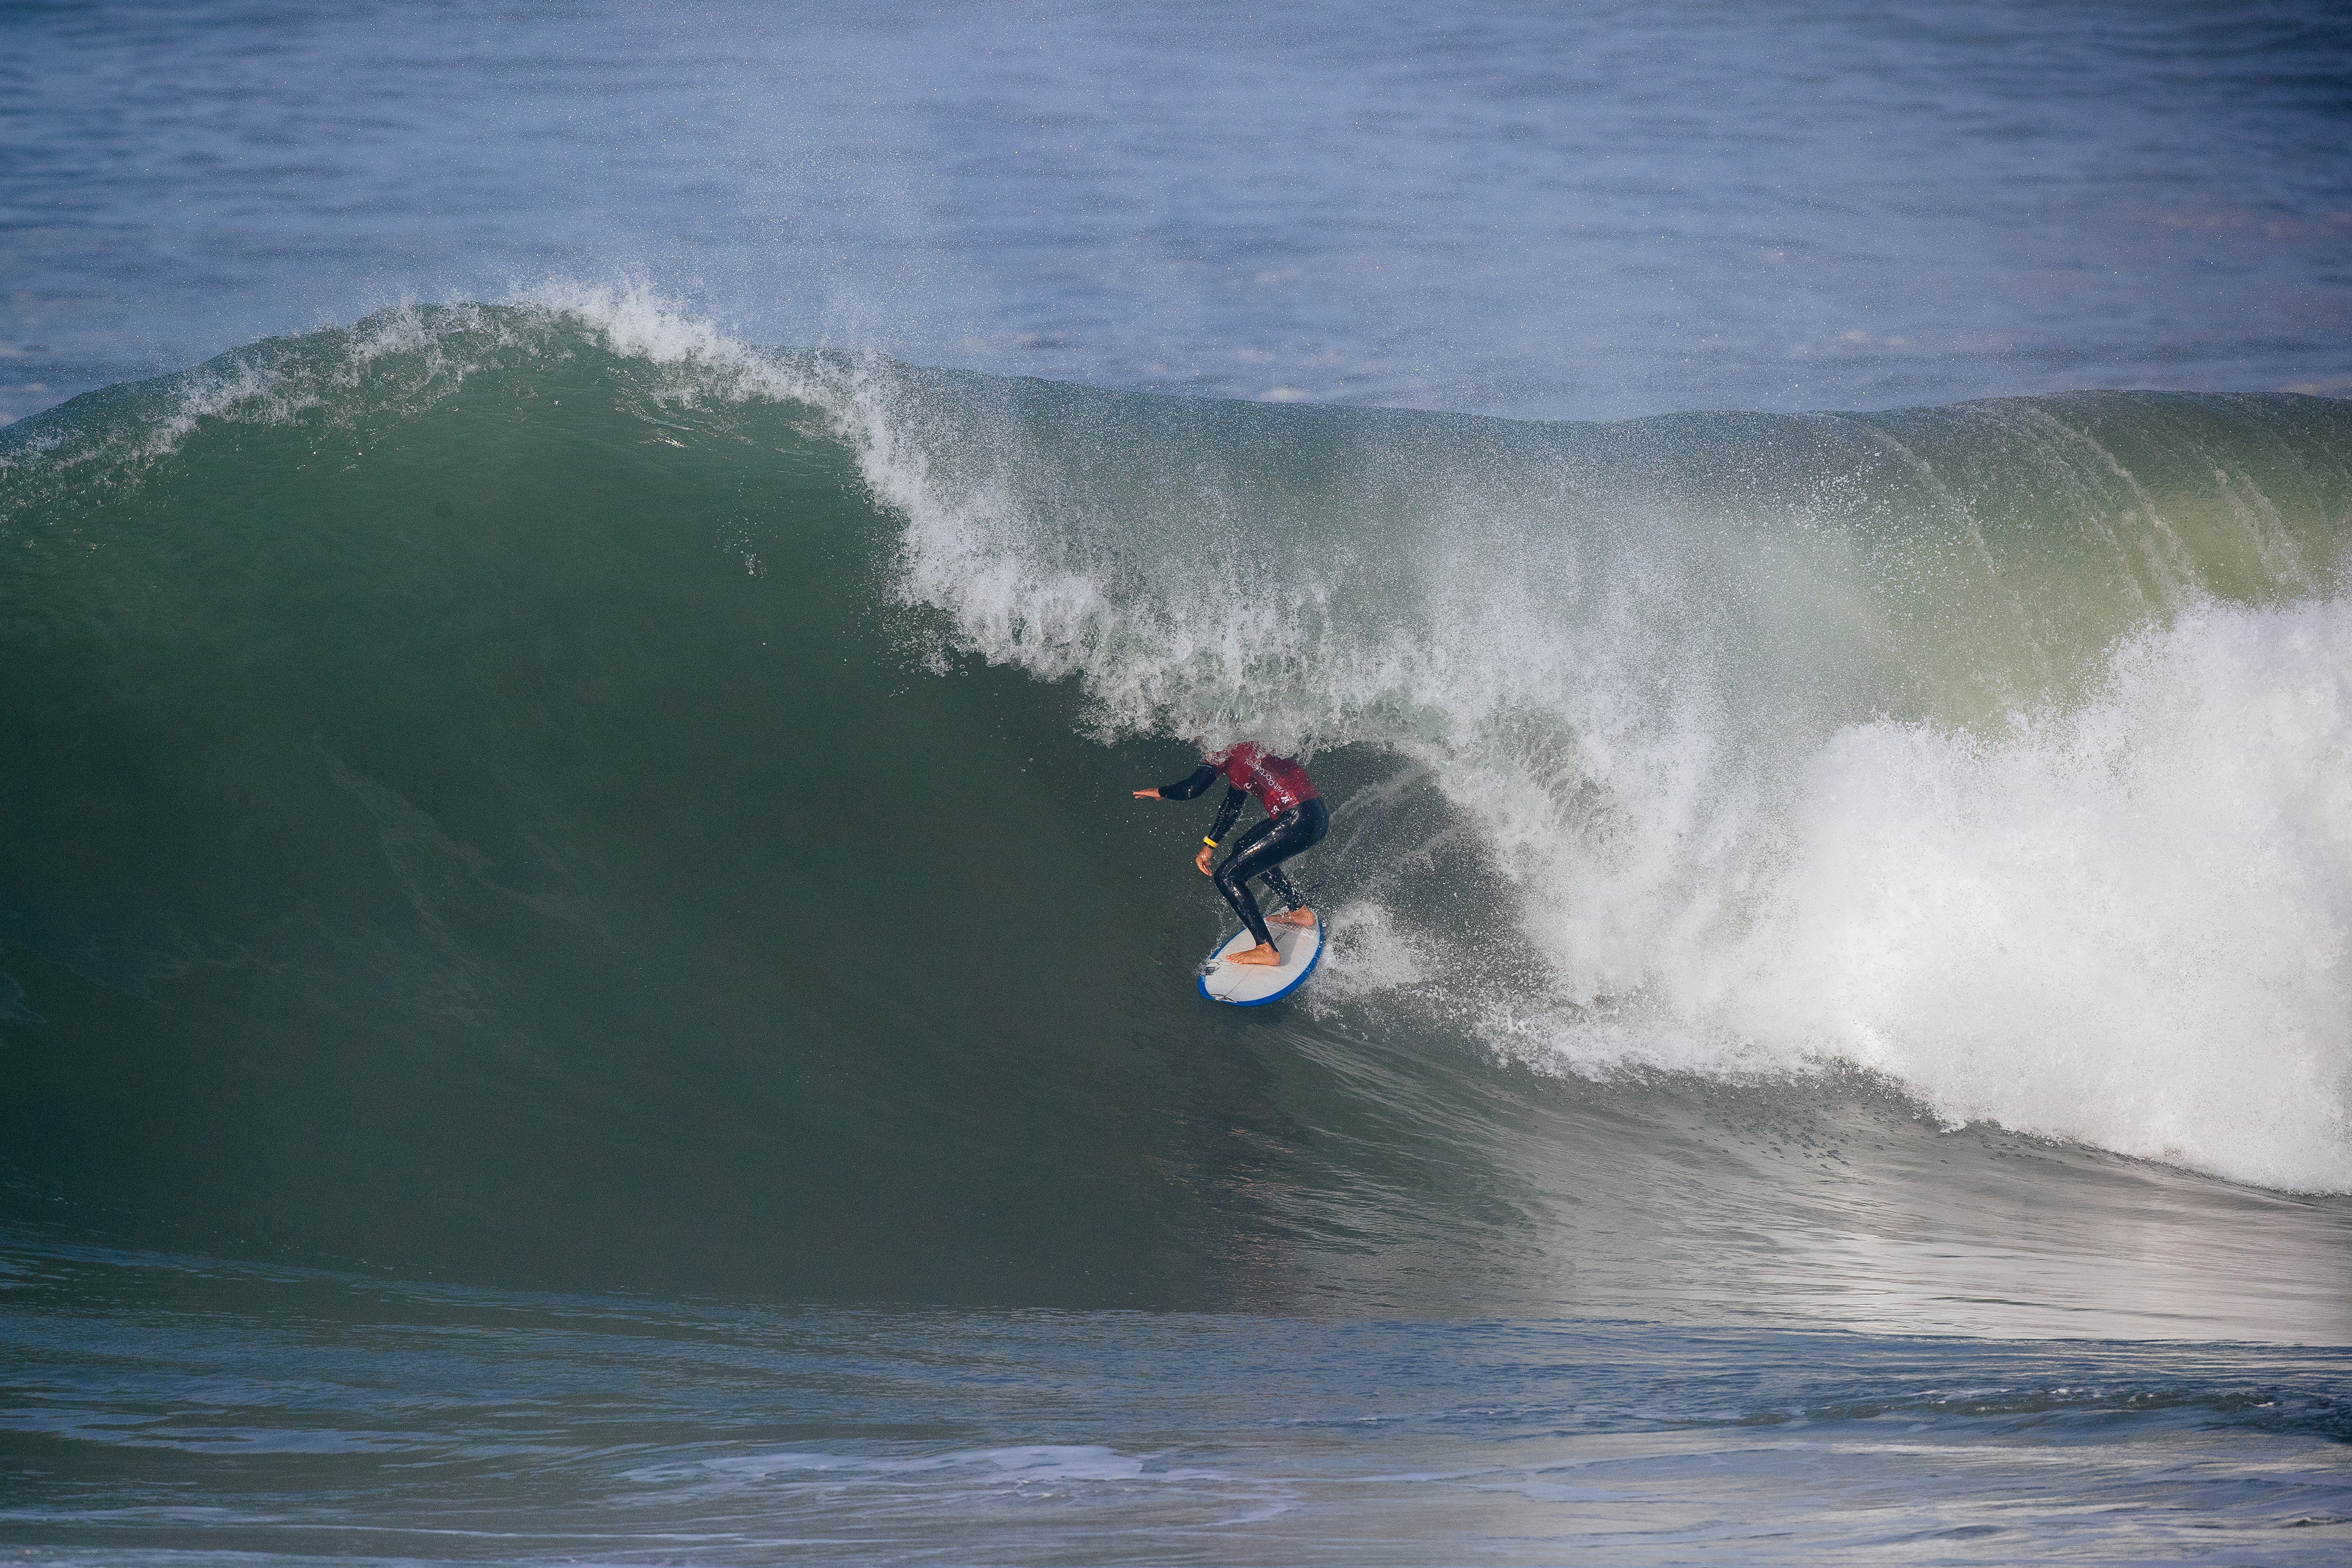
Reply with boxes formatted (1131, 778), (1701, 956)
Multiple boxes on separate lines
(4, 0), (2348, 425)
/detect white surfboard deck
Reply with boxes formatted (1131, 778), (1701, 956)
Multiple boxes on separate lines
(1197, 917), (1324, 1006)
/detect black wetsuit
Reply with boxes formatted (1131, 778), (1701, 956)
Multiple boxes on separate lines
(1160, 763), (1330, 948)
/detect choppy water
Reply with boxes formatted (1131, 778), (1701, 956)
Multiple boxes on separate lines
(4, 2), (2351, 1563)
(7, 1234), (2352, 1567)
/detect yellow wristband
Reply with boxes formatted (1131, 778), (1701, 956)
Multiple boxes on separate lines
(1203, 837), (1218, 847)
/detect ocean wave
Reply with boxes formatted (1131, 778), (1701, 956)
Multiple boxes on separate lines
(2, 295), (2348, 1311)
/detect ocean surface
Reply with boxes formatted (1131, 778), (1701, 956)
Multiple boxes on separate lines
(4, 2), (2351, 1563)
(7, 0), (2352, 425)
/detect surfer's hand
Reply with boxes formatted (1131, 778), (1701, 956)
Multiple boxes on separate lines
(1131, 788), (1160, 799)
(1194, 845), (1215, 876)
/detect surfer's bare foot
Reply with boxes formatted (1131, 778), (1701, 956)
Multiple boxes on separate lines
(1226, 942), (1283, 967)
(1268, 907), (1317, 928)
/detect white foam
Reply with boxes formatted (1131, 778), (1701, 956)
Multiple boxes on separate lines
(1715, 598), (2352, 1189)
(627, 1443), (1221, 1492)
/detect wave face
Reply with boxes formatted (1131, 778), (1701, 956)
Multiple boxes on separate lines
(3, 297), (2350, 1313)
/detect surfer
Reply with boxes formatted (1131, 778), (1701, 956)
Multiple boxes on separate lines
(1134, 743), (1328, 966)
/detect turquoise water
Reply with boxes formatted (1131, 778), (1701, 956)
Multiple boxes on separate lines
(5, 2), (2351, 1561)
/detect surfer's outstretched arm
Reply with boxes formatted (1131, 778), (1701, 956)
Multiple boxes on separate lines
(1135, 763), (1219, 801)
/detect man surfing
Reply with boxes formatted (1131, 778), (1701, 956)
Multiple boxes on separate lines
(1134, 743), (1328, 966)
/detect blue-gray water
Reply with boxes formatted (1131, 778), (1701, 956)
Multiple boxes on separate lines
(4, 0), (2350, 426)
(4, 2), (2351, 1564)
(6, 1234), (2352, 1566)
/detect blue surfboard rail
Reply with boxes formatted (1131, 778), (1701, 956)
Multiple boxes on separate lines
(1197, 926), (1324, 1006)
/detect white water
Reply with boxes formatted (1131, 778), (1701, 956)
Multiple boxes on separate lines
(1585, 599), (2352, 1189)
(1369, 594), (2352, 1193)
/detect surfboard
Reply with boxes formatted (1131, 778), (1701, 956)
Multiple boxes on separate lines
(1197, 917), (1324, 1006)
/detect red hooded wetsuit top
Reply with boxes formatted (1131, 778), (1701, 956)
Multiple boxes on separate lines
(1217, 744), (1319, 814)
